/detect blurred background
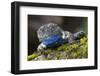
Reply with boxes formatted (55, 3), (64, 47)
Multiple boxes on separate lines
(28, 15), (88, 55)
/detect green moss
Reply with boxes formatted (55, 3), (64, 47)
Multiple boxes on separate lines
(28, 54), (38, 61)
(80, 37), (87, 45)
(28, 36), (88, 61)
(57, 44), (68, 51)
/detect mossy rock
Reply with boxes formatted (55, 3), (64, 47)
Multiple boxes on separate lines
(28, 36), (88, 61)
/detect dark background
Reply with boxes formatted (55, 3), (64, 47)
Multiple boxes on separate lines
(28, 15), (88, 55)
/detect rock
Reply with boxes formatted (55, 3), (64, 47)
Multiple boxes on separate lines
(34, 55), (46, 60)
(58, 51), (67, 59)
(37, 22), (63, 42)
(47, 53), (57, 60)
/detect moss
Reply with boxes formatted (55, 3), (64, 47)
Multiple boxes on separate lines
(57, 44), (68, 51)
(80, 37), (87, 45)
(28, 36), (88, 61)
(28, 54), (38, 61)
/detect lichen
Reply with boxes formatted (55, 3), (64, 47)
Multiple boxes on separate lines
(28, 36), (88, 61)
